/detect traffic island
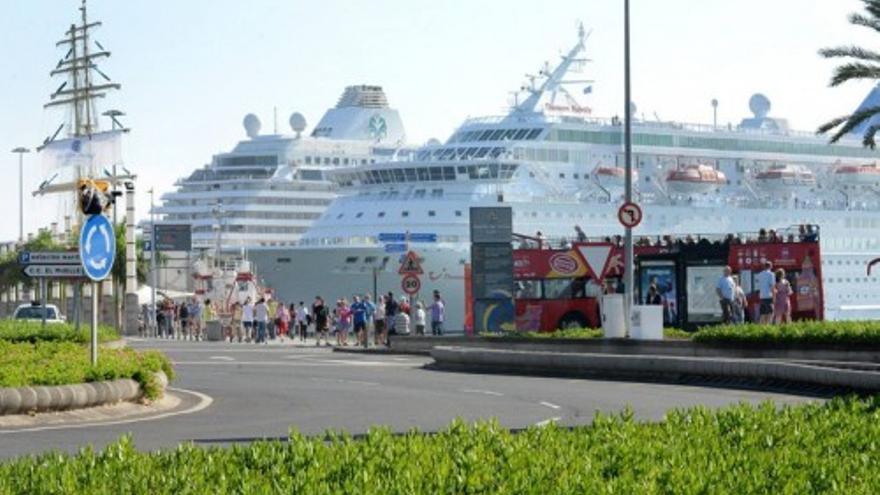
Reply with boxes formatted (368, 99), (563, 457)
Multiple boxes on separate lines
(430, 346), (880, 393)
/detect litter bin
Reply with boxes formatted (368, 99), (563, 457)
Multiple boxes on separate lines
(601, 294), (626, 338)
(206, 320), (223, 341)
(630, 305), (663, 340)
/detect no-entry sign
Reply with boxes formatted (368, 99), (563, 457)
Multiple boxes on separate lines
(618, 202), (642, 228)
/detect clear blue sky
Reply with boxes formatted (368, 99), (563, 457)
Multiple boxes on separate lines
(0, 0), (872, 241)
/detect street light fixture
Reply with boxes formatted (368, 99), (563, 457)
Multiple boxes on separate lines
(11, 147), (30, 244)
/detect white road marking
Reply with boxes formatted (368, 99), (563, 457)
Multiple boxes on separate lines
(0, 387), (213, 434)
(310, 378), (380, 387)
(210, 356), (235, 361)
(535, 417), (562, 427)
(539, 401), (562, 410)
(460, 388), (504, 397)
(174, 360), (413, 367)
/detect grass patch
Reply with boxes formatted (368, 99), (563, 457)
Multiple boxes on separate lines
(693, 320), (880, 345)
(0, 398), (878, 493)
(0, 320), (119, 344)
(0, 341), (174, 400)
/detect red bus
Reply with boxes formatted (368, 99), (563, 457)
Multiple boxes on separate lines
(512, 226), (823, 331)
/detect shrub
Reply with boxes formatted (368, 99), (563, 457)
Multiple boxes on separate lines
(0, 341), (173, 399)
(693, 320), (880, 345)
(0, 320), (119, 344)
(0, 398), (879, 493)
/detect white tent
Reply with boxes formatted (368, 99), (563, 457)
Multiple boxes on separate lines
(135, 285), (194, 302)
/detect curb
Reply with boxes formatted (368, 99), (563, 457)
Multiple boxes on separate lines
(430, 346), (880, 392)
(0, 371), (168, 416)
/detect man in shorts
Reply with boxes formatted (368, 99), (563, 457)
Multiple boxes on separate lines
(242, 297), (254, 342)
(350, 295), (368, 347)
(756, 261), (775, 324)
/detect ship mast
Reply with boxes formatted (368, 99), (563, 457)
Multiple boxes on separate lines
(44, 0), (122, 139)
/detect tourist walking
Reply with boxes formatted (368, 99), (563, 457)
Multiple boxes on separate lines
(267, 298), (278, 340)
(313, 296), (330, 346)
(295, 302), (309, 342)
(350, 296), (368, 347)
(773, 268), (792, 324)
(374, 295), (387, 346)
(715, 266), (736, 324)
(190, 298), (204, 341)
(385, 292), (398, 335)
(732, 276), (747, 324)
(242, 297), (255, 342)
(230, 302), (243, 343)
(430, 290), (445, 336)
(254, 298), (269, 344)
(363, 294), (376, 348)
(177, 301), (189, 340)
(275, 300), (290, 340)
(756, 261), (775, 324)
(394, 307), (411, 335)
(414, 301), (426, 335)
(336, 299), (352, 346)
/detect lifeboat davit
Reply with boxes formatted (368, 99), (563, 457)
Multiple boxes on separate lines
(666, 164), (727, 194)
(594, 166), (637, 188)
(754, 164), (816, 191)
(834, 163), (880, 186)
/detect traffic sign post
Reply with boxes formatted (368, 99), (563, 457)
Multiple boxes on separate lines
(79, 214), (115, 366)
(401, 274), (421, 295)
(618, 201), (642, 229)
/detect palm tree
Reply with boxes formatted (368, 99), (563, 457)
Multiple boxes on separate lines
(818, 0), (880, 148)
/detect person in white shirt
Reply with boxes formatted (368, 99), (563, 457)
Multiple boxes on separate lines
(756, 261), (776, 324)
(414, 301), (427, 335)
(294, 302), (309, 342)
(715, 266), (736, 324)
(242, 298), (255, 343)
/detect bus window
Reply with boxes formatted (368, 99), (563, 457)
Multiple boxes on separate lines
(544, 279), (573, 300)
(516, 280), (542, 299)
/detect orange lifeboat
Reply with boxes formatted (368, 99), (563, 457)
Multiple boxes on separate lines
(834, 163), (880, 186)
(594, 166), (637, 188)
(754, 164), (816, 191)
(666, 164), (727, 194)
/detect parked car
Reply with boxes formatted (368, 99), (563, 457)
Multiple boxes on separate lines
(12, 303), (65, 323)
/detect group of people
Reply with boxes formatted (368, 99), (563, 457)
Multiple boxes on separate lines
(220, 289), (446, 347)
(145, 297), (216, 340)
(716, 260), (792, 325)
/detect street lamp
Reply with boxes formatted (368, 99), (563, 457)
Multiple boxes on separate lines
(11, 147), (30, 243)
(148, 188), (157, 335)
(623, 0), (635, 333)
(211, 199), (225, 269)
(711, 99), (719, 128)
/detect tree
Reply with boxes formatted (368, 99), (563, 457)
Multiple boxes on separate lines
(819, 0), (880, 148)
(111, 222), (149, 289)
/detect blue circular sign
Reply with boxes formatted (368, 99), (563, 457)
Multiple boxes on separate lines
(79, 215), (115, 281)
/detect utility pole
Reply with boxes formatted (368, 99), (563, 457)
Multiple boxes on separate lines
(623, 0), (635, 335)
(149, 188), (157, 336)
(11, 147), (30, 244)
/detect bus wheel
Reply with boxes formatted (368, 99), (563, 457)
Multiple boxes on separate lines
(558, 312), (588, 330)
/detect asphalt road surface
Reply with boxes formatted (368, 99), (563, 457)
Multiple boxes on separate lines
(0, 339), (815, 459)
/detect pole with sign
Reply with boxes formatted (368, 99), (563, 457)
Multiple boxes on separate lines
(79, 214), (115, 366)
(623, 0), (635, 337)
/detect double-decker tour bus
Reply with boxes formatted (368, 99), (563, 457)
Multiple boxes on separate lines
(512, 226), (823, 331)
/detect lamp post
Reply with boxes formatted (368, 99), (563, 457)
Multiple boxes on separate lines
(711, 99), (719, 129)
(623, 0), (635, 333)
(149, 188), (157, 336)
(11, 147), (30, 244)
(212, 199), (225, 270)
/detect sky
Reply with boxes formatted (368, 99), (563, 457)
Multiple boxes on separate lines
(0, 0), (874, 242)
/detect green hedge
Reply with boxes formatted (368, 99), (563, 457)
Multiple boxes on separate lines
(493, 327), (689, 340)
(1, 398), (879, 493)
(0, 320), (119, 344)
(694, 320), (880, 345)
(0, 341), (173, 399)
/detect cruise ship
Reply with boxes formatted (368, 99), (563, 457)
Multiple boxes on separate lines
(154, 85), (411, 251)
(252, 26), (880, 330)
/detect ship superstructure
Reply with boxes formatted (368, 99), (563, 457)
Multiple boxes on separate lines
(153, 85), (412, 250)
(252, 26), (880, 330)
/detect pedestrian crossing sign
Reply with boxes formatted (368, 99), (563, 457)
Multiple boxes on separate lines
(398, 250), (423, 275)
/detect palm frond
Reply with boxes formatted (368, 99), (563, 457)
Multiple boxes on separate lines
(829, 62), (880, 86)
(851, 12), (880, 32)
(819, 45), (880, 62)
(823, 105), (880, 144)
(862, 123), (880, 148)
(863, 0), (880, 21)
(817, 115), (852, 135)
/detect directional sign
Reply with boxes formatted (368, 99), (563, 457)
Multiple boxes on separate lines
(401, 274), (421, 295)
(379, 233), (437, 243)
(378, 233), (406, 243)
(398, 250), (423, 275)
(18, 251), (81, 265)
(384, 243), (407, 253)
(617, 201), (643, 229)
(23, 265), (85, 278)
(79, 214), (116, 282)
(408, 233), (437, 243)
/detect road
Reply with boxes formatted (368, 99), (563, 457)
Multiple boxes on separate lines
(0, 339), (815, 458)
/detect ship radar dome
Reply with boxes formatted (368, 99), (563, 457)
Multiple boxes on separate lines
(749, 93), (771, 118)
(426, 138), (441, 147)
(243, 113), (261, 138)
(289, 112), (307, 137)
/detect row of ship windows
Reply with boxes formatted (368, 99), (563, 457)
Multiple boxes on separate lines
(336, 164), (518, 186)
(447, 128), (544, 144)
(167, 212), (322, 221)
(332, 209), (464, 220)
(415, 147), (507, 162)
(827, 277), (878, 284)
(192, 225), (308, 234)
(547, 129), (878, 158)
(167, 198), (333, 207)
(302, 156), (375, 166)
